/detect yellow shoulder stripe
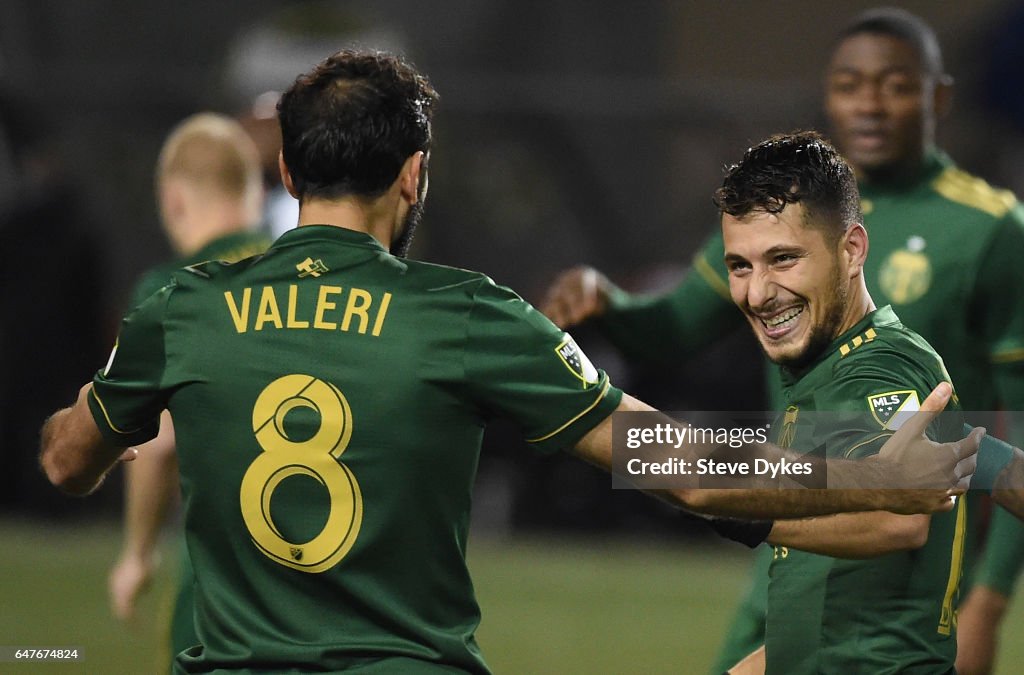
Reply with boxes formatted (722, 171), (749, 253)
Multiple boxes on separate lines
(838, 327), (877, 357)
(932, 168), (1017, 219)
(527, 378), (611, 443)
(694, 255), (732, 302)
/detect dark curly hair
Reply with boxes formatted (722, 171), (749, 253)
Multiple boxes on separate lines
(713, 131), (861, 242)
(278, 49), (439, 202)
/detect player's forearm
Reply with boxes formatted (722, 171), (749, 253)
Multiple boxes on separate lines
(675, 486), (903, 519)
(40, 384), (125, 496)
(766, 512), (930, 558)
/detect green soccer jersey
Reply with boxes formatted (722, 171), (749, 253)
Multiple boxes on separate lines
(764, 306), (965, 675)
(89, 225), (623, 674)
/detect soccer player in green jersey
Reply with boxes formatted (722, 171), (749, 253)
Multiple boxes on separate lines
(716, 130), (976, 673)
(39, 51), (976, 674)
(106, 113), (271, 665)
(542, 9), (1024, 674)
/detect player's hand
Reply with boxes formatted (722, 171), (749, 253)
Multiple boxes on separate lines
(874, 382), (982, 513)
(108, 551), (158, 622)
(540, 266), (612, 329)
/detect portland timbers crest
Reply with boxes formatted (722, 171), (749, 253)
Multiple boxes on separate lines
(867, 390), (920, 429)
(555, 335), (599, 386)
(879, 236), (931, 305)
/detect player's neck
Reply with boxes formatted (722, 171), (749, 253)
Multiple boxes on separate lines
(835, 282), (876, 339)
(297, 194), (398, 250)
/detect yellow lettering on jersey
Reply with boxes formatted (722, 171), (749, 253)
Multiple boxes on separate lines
(371, 292), (392, 337)
(314, 286), (341, 330)
(254, 286), (283, 331)
(225, 288), (252, 333)
(286, 284), (309, 329)
(341, 288), (372, 334)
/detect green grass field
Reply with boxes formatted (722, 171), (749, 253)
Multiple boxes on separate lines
(2, 519), (1023, 674)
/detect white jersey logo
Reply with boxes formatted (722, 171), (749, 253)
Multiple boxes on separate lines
(556, 334), (599, 386)
(868, 390), (920, 429)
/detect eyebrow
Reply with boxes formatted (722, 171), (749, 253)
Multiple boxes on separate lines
(828, 65), (917, 77)
(724, 245), (803, 264)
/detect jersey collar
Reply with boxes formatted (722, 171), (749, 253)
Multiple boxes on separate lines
(858, 148), (950, 197)
(272, 224), (389, 253)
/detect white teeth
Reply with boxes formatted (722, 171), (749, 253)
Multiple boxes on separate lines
(765, 307), (803, 328)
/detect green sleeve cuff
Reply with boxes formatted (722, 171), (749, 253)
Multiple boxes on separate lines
(87, 386), (160, 447)
(971, 423), (1016, 493)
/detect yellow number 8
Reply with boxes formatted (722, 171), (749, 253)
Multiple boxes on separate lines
(240, 374), (362, 573)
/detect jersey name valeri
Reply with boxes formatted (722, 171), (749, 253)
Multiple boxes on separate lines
(224, 284), (392, 336)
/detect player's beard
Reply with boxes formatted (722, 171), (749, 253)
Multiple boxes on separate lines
(390, 199), (422, 258)
(775, 258), (848, 372)
(391, 164), (428, 258)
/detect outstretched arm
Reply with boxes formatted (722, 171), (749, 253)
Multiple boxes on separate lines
(570, 383), (979, 520)
(766, 512), (931, 558)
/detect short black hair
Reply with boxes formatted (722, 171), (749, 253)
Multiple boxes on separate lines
(835, 7), (945, 77)
(278, 49), (439, 202)
(713, 131), (861, 241)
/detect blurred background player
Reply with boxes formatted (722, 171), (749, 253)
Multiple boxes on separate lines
(541, 8), (1024, 675)
(106, 112), (269, 667)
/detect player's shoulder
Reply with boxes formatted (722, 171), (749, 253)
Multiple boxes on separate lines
(832, 309), (946, 383)
(929, 163), (1021, 222)
(399, 258), (520, 302)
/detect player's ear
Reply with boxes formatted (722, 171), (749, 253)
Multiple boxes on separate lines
(278, 151), (299, 199)
(842, 223), (869, 275)
(159, 177), (185, 226)
(398, 151), (425, 205)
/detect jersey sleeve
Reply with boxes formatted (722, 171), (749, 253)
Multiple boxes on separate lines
(463, 278), (623, 454)
(87, 282), (174, 447)
(597, 229), (744, 364)
(812, 348), (948, 460)
(976, 208), (1024, 412)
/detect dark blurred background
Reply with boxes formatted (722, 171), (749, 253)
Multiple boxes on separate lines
(4, 0), (1024, 535)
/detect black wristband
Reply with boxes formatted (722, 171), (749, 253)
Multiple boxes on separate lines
(704, 516), (774, 548)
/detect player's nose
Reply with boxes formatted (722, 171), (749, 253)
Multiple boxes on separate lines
(747, 270), (777, 311)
